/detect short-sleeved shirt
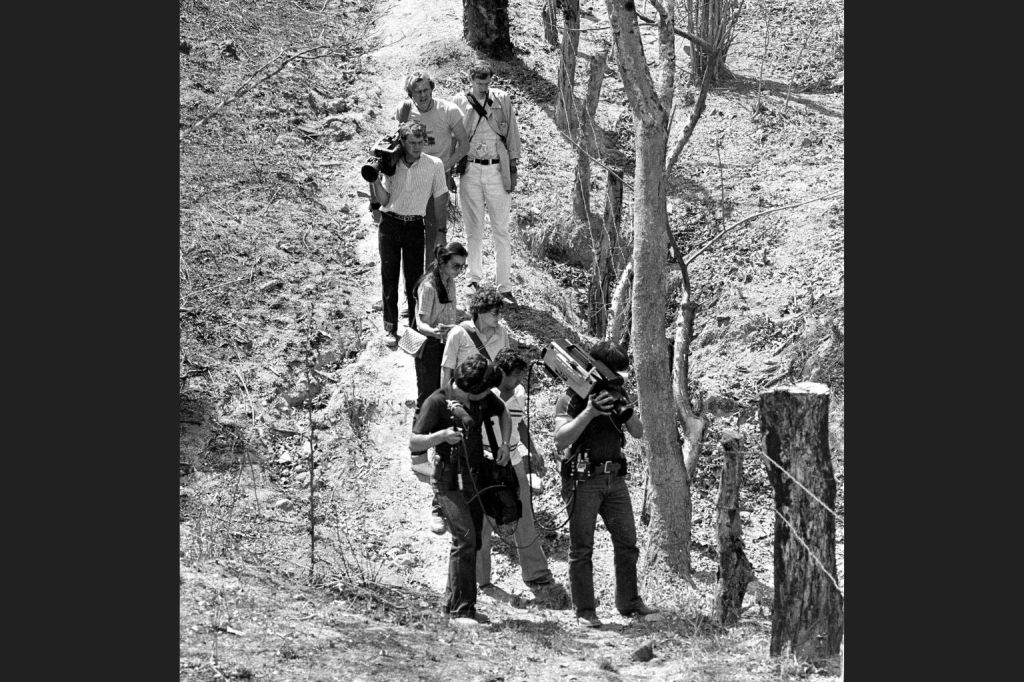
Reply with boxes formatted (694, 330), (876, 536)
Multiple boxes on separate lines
(484, 384), (527, 465)
(441, 321), (510, 371)
(416, 273), (459, 331)
(395, 98), (466, 170)
(554, 388), (625, 465)
(413, 389), (507, 486)
(380, 152), (447, 217)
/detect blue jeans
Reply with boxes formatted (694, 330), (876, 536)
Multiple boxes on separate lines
(435, 487), (484, 616)
(378, 215), (424, 334)
(562, 472), (644, 616)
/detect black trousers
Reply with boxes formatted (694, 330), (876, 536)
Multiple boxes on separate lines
(378, 215), (424, 334)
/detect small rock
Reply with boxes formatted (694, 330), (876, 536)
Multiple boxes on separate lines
(631, 643), (655, 662)
(272, 499), (293, 511)
(800, 136), (815, 148)
(276, 453), (293, 464)
(295, 471), (311, 488)
(641, 613), (665, 623)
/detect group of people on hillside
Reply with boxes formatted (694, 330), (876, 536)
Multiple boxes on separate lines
(366, 60), (659, 629)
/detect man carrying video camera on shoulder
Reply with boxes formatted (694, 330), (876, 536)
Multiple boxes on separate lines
(552, 340), (660, 629)
(410, 354), (511, 623)
(367, 120), (449, 349)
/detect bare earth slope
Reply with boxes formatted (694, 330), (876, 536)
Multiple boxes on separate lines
(179, 0), (843, 679)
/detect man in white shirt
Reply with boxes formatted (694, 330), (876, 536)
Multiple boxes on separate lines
(368, 120), (449, 348)
(395, 70), (469, 270)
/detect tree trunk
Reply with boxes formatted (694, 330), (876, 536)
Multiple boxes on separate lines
(542, 0), (560, 47)
(554, 0), (580, 133)
(606, 259), (632, 347)
(572, 43), (608, 223)
(632, 117), (691, 579)
(713, 430), (754, 625)
(673, 296), (705, 477)
(759, 382), (844, 660)
(463, 0), (514, 59)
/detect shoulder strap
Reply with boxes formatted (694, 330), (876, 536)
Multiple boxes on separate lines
(460, 321), (491, 360)
(465, 92), (488, 119)
(482, 408), (500, 453)
(398, 100), (413, 123)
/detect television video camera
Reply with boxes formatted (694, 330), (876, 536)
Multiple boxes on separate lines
(359, 132), (402, 183)
(541, 339), (634, 424)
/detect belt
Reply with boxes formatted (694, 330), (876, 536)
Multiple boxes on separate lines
(382, 212), (423, 222)
(591, 460), (624, 475)
(470, 158), (501, 165)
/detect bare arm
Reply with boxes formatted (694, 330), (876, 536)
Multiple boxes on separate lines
(450, 118), (470, 171)
(409, 427), (463, 453)
(553, 392), (611, 452)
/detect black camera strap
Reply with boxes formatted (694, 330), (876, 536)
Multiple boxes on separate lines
(460, 321), (491, 361)
(466, 92), (509, 149)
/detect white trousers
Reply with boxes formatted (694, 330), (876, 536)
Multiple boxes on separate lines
(459, 162), (512, 293)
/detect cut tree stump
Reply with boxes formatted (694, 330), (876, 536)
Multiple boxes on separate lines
(714, 429), (755, 625)
(759, 382), (843, 660)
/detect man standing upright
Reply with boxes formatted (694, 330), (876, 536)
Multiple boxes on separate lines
(452, 60), (521, 306)
(368, 120), (449, 348)
(395, 70), (469, 270)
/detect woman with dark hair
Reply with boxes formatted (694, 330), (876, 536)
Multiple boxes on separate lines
(412, 241), (468, 535)
(414, 241), (468, 409)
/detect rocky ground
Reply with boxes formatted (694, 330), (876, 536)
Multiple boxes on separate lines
(179, 0), (844, 679)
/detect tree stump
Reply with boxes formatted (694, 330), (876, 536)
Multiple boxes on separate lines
(714, 430), (754, 625)
(759, 382), (843, 660)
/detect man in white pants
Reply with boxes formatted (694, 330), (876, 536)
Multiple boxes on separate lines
(452, 60), (522, 306)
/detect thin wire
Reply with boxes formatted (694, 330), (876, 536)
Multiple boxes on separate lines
(772, 507), (844, 597)
(720, 446), (844, 524)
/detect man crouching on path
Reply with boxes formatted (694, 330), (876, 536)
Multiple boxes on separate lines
(367, 120), (449, 348)
(410, 354), (512, 621)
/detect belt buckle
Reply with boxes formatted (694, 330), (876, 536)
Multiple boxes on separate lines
(600, 461), (613, 474)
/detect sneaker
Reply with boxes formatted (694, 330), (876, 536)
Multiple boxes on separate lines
(382, 332), (398, 349)
(429, 514), (447, 535)
(525, 577), (554, 589)
(500, 290), (517, 306)
(577, 612), (603, 628)
(619, 603), (661, 618)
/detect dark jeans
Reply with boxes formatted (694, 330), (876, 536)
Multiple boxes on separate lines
(435, 487), (484, 616)
(415, 337), (444, 410)
(415, 337), (444, 516)
(378, 215), (424, 334)
(562, 472), (644, 616)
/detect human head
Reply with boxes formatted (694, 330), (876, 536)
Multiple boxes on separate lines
(405, 70), (435, 110)
(468, 60), (493, 98)
(452, 353), (497, 399)
(589, 340), (629, 373)
(493, 347), (528, 390)
(468, 284), (504, 323)
(432, 241), (468, 282)
(398, 120), (427, 159)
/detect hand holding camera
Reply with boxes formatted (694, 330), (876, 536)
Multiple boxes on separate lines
(439, 426), (464, 445)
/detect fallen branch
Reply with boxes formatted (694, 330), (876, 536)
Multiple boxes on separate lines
(634, 9), (714, 54)
(685, 189), (843, 265)
(180, 45), (331, 143)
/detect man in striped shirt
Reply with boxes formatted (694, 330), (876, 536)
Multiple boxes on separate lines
(367, 120), (449, 348)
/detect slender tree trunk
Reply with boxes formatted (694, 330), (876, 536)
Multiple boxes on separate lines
(714, 430), (754, 625)
(760, 382), (844, 660)
(554, 0), (580, 133)
(631, 117), (691, 579)
(573, 44), (607, 222)
(542, 0), (560, 47)
(463, 0), (514, 58)
(606, 259), (632, 347)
